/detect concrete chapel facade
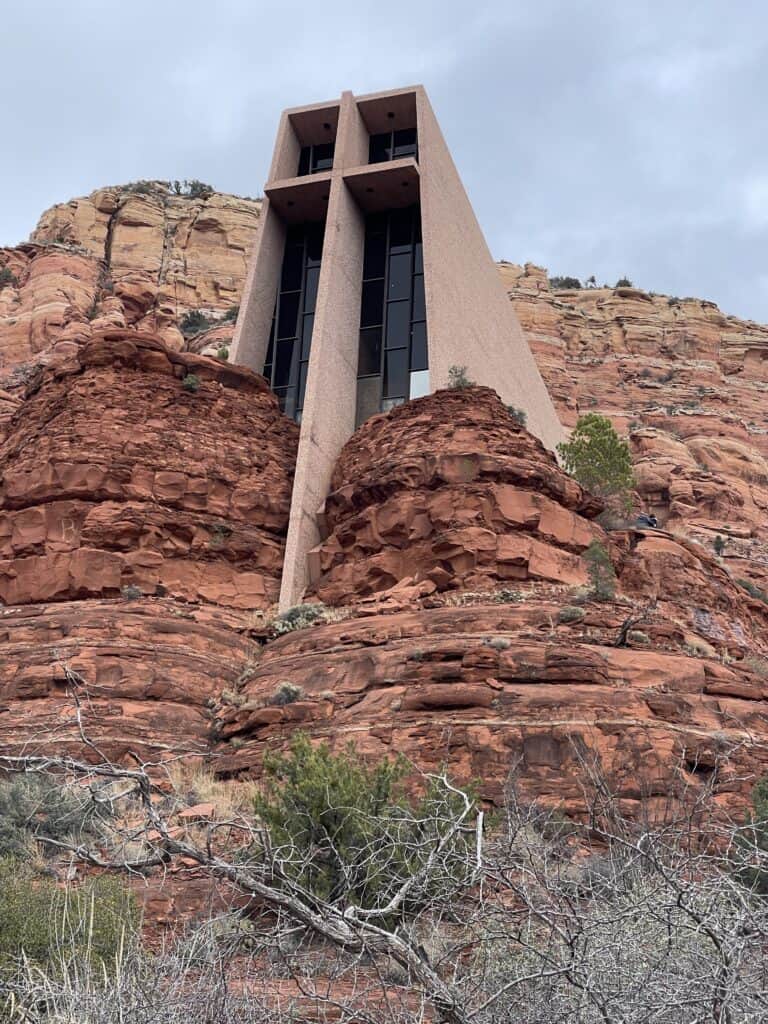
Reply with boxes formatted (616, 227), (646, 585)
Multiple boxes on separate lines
(231, 85), (564, 609)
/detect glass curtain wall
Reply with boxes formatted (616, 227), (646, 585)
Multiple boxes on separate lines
(264, 222), (325, 421)
(356, 204), (428, 424)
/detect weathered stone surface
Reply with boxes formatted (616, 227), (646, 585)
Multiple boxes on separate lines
(310, 387), (603, 603)
(502, 263), (768, 592)
(0, 598), (260, 762)
(0, 329), (297, 610)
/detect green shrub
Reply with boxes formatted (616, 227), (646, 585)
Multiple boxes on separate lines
(216, 346), (229, 361)
(125, 180), (155, 195)
(268, 682), (304, 706)
(549, 275), (581, 290)
(557, 413), (635, 510)
(272, 602), (327, 635)
(615, 277), (634, 288)
(713, 534), (726, 556)
(0, 267), (18, 289)
(447, 364), (473, 389)
(171, 179), (215, 199)
(181, 374), (201, 393)
(223, 305), (239, 323)
(737, 579), (768, 605)
(179, 310), (210, 337)
(252, 733), (474, 916)
(0, 858), (138, 969)
(0, 775), (108, 860)
(584, 540), (616, 602)
(506, 404), (527, 427)
(557, 605), (585, 624)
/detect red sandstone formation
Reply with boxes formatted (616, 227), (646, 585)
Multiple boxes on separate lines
(1, 185), (768, 821)
(502, 263), (768, 592)
(310, 387), (602, 603)
(0, 329), (296, 760)
(217, 388), (768, 818)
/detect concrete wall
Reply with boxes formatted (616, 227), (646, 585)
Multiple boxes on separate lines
(278, 93), (367, 608)
(416, 89), (564, 452)
(230, 200), (284, 370)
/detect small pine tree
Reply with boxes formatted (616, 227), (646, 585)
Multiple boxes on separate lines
(615, 277), (633, 288)
(557, 414), (635, 510)
(714, 534), (726, 556)
(584, 540), (616, 601)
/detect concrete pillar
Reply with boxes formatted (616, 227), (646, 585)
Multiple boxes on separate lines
(278, 93), (366, 609)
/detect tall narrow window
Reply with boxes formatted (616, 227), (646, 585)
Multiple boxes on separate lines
(263, 221), (325, 421)
(355, 204), (428, 425)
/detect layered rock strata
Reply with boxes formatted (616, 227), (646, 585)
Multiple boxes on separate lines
(0, 329), (295, 760)
(503, 264), (768, 591)
(310, 387), (603, 604)
(217, 389), (768, 819)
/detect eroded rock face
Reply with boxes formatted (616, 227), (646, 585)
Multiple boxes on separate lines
(0, 329), (297, 609)
(310, 387), (603, 604)
(0, 599), (259, 762)
(0, 330), (295, 760)
(0, 184), (260, 398)
(217, 390), (768, 818)
(502, 263), (768, 592)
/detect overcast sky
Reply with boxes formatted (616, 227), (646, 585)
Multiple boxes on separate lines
(2, 1), (767, 321)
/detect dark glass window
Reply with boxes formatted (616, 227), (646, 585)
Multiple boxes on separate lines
(356, 204), (428, 418)
(384, 348), (409, 400)
(410, 322), (428, 370)
(363, 234), (386, 279)
(266, 221), (325, 420)
(385, 300), (410, 348)
(393, 128), (417, 158)
(412, 273), (425, 321)
(358, 327), (382, 376)
(368, 133), (391, 163)
(361, 279), (385, 327)
(388, 252), (411, 299)
(281, 245), (303, 291)
(304, 266), (320, 312)
(277, 291), (300, 339)
(297, 142), (335, 177)
(368, 129), (418, 164)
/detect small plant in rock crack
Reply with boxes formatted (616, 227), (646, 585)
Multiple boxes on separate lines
(182, 374), (201, 393)
(447, 364), (473, 389)
(268, 682), (305, 706)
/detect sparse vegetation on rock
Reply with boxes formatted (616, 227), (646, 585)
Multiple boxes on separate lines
(584, 540), (617, 601)
(447, 364), (473, 389)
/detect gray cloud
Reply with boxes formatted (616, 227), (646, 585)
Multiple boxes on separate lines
(2, 0), (767, 320)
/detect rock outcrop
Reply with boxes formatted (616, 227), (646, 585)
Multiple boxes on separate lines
(503, 264), (768, 592)
(0, 183), (260, 390)
(2, 185), (768, 819)
(216, 388), (768, 819)
(0, 329), (296, 760)
(310, 387), (603, 604)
